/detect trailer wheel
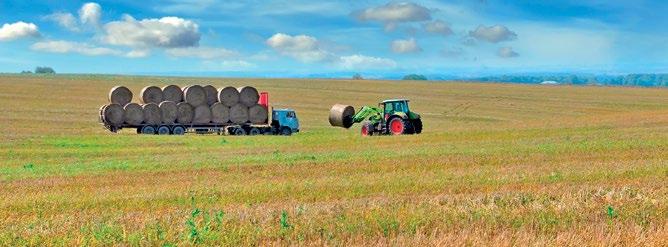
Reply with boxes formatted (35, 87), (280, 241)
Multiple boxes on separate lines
(280, 127), (292, 136)
(141, 125), (156, 135)
(232, 128), (246, 136)
(172, 126), (186, 135)
(249, 127), (262, 135)
(157, 125), (170, 135)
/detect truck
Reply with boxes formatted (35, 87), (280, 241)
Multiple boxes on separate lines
(100, 92), (300, 136)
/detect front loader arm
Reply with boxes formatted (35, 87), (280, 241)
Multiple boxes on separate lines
(351, 106), (383, 125)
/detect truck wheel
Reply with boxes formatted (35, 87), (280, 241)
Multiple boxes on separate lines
(232, 128), (246, 136)
(388, 118), (405, 135)
(249, 127), (262, 135)
(361, 122), (373, 136)
(280, 127), (292, 136)
(172, 126), (186, 135)
(157, 125), (170, 135)
(141, 125), (156, 135)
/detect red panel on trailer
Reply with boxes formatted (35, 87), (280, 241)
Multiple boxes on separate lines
(259, 92), (269, 109)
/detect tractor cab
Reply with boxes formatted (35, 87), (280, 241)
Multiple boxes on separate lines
(380, 99), (412, 121)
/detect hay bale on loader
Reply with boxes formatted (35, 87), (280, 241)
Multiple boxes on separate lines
(218, 86), (239, 107)
(159, 101), (178, 124)
(176, 102), (194, 124)
(101, 103), (125, 127)
(142, 103), (162, 125)
(183, 85), (207, 107)
(140, 86), (163, 104)
(203, 85), (218, 106)
(162, 85), (183, 102)
(229, 104), (249, 124)
(329, 104), (355, 128)
(193, 105), (212, 124)
(210, 102), (230, 124)
(123, 103), (144, 125)
(248, 104), (268, 124)
(108, 86), (133, 105)
(238, 86), (259, 107)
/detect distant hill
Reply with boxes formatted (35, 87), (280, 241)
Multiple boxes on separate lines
(465, 73), (668, 87)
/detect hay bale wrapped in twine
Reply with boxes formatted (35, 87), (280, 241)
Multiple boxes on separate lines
(210, 102), (230, 124)
(142, 103), (162, 125)
(203, 85), (218, 106)
(237, 86), (259, 107)
(229, 104), (249, 124)
(329, 104), (355, 128)
(108, 86), (133, 105)
(101, 103), (125, 127)
(123, 103), (143, 125)
(218, 86), (239, 107)
(140, 86), (163, 104)
(183, 85), (207, 107)
(162, 85), (183, 102)
(176, 102), (194, 124)
(248, 104), (268, 124)
(192, 105), (212, 124)
(159, 101), (178, 124)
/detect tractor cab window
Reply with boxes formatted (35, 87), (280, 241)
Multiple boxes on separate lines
(393, 102), (405, 112)
(384, 103), (394, 113)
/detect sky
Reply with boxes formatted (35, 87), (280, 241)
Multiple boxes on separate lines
(0, 0), (667, 77)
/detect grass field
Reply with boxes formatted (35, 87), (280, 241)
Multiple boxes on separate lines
(1, 74), (667, 245)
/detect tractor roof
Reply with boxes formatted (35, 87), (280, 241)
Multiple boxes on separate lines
(381, 99), (409, 103)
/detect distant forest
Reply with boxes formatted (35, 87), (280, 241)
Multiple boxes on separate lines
(467, 74), (668, 87)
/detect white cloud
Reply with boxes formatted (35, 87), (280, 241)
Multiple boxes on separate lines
(266, 33), (334, 62)
(102, 15), (201, 49)
(497, 47), (519, 58)
(202, 60), (256, 71)
(423, 20), (452, 36)
(338, 55), (397, 70)
(391, 38), (421, 53)
(353, 2), (431, 30)
(0, 22), (40, 41)
(31, 40), (121, 56)
(166, 46), (238, 59)
(44, 13), (80, 32)
(125, 49), (150, 58)
(79, 2), (102, 27)
(469, 25), (517, 43)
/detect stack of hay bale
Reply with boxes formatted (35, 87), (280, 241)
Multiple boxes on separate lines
(100, 84), (267, 128)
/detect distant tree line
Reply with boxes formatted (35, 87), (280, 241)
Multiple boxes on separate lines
(470, 74), (668, 87)
(20, 67), (56, 74)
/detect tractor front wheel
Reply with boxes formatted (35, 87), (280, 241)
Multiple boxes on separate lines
(361, 122), (373, 136)
(388, 118), (406, 135)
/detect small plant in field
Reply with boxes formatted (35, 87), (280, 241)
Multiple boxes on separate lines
(184, 205), (226, 244)
(607, 205), (617, 219)
(23, 163), (34, 170)
(280, 210), (292, 230)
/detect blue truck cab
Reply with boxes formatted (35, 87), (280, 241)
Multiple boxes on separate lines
(272, 108), (300, 135)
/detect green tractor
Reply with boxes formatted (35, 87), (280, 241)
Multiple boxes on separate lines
(329, 99), (422, 136)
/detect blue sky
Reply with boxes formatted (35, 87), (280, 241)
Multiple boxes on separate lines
(0, 0), (666, 76)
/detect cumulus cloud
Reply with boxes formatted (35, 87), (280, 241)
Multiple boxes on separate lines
(497, 46), (519, 58)
(0, 22), (40, 41)
(44, 13), (80, 32)
(166, 46), (238, 59)
(391, 38), (421, 53)
(353, 2), (431, 30)
(102, 15), (201, 49)
(79, 2), (102, 27)
(469, 25), (517, 43)
(423, 20), (452, 36)
(339, 55), (397, 70)
(31, 40), (121, 56)
(266, 33), (335, 62)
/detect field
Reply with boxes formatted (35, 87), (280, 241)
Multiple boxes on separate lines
(1, 74), (667, 246)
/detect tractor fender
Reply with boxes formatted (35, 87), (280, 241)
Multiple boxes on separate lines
(391, 112), (409, 119)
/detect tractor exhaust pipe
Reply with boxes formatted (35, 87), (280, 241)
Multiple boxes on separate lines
(329, 104), (355, 128)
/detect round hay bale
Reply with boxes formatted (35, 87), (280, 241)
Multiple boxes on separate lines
(140, 86), (163, 104)
(210, 102), (230, 124)
(203, 85), (218, 106)
(193, 105), (212, 124)
(183, 85), (207, 107)
(159, 101), (178, 124)
(329, 104), (355, 128)
(238, 86), (259, 107)
(176, 102), (194, 124)
(102, 103), (124, 126)
(142, 103), (162, 125)
(162, 85), (183, 102)
(218, 86), (240, 107)
(108, 86), (133, 105)
(248, 104), (268, 124)
(229, 104), (249, 124)
(123, 103), (143, 125)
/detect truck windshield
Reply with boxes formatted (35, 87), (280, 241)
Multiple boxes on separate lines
(287, 112), (296, 118)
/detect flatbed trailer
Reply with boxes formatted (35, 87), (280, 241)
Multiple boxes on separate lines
(101, 121), (297, 136)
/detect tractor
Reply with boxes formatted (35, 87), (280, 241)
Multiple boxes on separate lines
(329, 99), (422, 136)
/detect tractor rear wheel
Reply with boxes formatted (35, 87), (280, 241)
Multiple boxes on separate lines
(412, 118), (423, 134)
(388, 118), (406, 135)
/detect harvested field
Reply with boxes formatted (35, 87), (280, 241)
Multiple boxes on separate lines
(1, 74), (667, 245)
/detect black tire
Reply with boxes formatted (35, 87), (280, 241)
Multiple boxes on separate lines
(232, 128), (246, 136)
(140, 125), (156, 135)
(387, 117), (406, 135)
(249, 127), (262, 135)
(361, 121), (373, 136)
(280, 127), (292, 136)
(157, 125), (170, 135)
(172, 126), (186, 135)
(412, 118), (422, 134)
